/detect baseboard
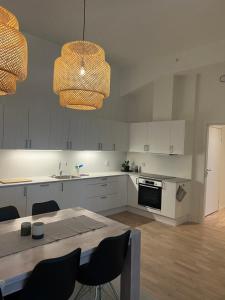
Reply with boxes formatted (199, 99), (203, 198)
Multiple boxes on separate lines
(99, 206), (128, 216)
(127, 206), (189, 226)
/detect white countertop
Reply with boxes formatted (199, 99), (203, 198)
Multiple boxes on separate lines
(0, 172), (190, 188)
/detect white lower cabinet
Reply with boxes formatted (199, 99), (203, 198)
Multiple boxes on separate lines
(60, 180), (84, 209)
(161, 181), (190, 219)
(127, 175), (139, 207)
(26, 182), (62, 215)
(0, 186), (27, 217)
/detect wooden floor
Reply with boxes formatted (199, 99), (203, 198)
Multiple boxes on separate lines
(110, 210), (225, 300)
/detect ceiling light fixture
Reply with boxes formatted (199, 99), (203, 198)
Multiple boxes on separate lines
(53, 0), (110, 110)
(0, 6), (28, 96)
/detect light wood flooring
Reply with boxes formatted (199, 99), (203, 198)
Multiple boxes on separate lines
(110, 210), (225, 300)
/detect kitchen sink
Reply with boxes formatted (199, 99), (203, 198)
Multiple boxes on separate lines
(51, 175), (80, 180)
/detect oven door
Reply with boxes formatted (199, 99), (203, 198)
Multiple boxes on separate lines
(138, 183), (162, 210)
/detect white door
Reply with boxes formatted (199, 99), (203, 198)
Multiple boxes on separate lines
(205, 127), (221, 216)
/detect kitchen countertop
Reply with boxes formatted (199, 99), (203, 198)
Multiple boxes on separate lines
(0, 172), (190, 188)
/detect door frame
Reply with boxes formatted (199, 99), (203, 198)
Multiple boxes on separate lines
(203, 123), (225, 219)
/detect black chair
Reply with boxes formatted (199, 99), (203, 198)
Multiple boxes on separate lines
(75, 230), (131, 299)
(5, 248), (81, 300)
(0, 206), (20, 222)
(0, 288), (3, 300)
(32, 200), (60, 216)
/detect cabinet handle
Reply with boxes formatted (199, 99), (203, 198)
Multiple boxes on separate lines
(101, 196), (107, 199)
(113, 144), (116, 151)
(29, 139), (32, 149)
(66, 141), (69, 150)
(40, 183), (49, 187)
(61, 182), (64, 192)
(25, 139), (28, 149)
(101, 177), (107, 181)
(70, 141), (72, 149)
(144, 144), (149, 152)
(100, 143), (103, 150)
(23, 186), (27, 197)
(101, 184), (107, 187)
(98, 143), (101, 150)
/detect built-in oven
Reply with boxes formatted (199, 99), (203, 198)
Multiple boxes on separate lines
(138, 177), (162, 210)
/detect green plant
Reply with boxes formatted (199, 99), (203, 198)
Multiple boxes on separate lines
(122, 160), (129, 169)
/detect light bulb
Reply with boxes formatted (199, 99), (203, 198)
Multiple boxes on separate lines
(80, 66), (86, 76)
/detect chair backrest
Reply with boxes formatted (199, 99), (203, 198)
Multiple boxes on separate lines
(32, 200), (60, 216)
(87, 230), (131, 285)
(21, 248), (81, 300)
(0, 288), (3, 300)
(0, 205), (20, 222)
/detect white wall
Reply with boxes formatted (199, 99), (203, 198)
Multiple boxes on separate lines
(0, 150), (126, 178)
(127, 152), (192, 179)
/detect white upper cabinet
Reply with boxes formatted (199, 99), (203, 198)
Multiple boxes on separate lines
(28, 106), (50, 149)
(129, 122), (150, 152)
(114, 121), (129, 152)
(148, 121), (171, 154)
(69, 113), (86, 150)
(3, 104), (28, 149)
(49, 108), (67, 150)
(84, 118), (100, 150)
(129, 120), (188, 155)
(99, 119), (115, 151)
(0, 104), (4, 148)
(170, 120), (186, 155)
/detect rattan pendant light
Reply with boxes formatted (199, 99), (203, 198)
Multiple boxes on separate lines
(0, 6), (28, 96)
(53, 0), (110, 110)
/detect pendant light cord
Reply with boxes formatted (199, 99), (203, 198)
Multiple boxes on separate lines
(82, 0), (86, 41)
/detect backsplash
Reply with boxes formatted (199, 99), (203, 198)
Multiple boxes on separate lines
(0, 150), (126, 178)
(127, 152), (192, 179)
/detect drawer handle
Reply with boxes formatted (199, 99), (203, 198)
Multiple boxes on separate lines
(101, 184), (107, 187)
(40, 183), (49, 187)
(101, 196), (107, 199)
(101, 178), (107, 181)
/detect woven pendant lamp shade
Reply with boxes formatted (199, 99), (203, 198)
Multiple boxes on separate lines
(0, 6), (28, 96)
(53, 41), (110, 110)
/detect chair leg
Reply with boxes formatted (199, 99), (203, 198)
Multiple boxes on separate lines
(95, 285), (102, 300)
(109, 282), (119, 300)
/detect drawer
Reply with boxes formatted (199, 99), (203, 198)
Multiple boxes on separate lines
(84, 181), (119, 197)
(86, 193), (121, 212)
(83, 176), (117, 185)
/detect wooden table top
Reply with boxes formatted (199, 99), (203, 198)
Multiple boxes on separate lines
(0, 207), (129, 283)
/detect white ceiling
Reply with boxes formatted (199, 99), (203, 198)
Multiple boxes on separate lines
(1, 0), (225, 67)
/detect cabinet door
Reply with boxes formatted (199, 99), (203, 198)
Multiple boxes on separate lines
(0, 186), (27, 217)
(62, 181), (85, 209)
(129, 123), (149, 152)
(49, 108), (68, 150)
(0, 104), (4, 148)
(3, 104), (28, 149)
(127, 175), (139, 207)
(84, 118), (100, 150)
(99, 119), (114, 151)
(28, 106), (50, 149)
(149, 121), (170, 154)
(69, 114), (86, 150)
(26, 183), (62, 215)
(114, 122), (129, 152)
(170, 120), (185, 155)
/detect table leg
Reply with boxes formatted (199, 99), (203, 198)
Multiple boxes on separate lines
(120, 229), (141, 300)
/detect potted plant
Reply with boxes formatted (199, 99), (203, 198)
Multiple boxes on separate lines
(121, 160), (130, 172)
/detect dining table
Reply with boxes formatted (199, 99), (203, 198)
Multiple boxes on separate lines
(0, 207), (141, 300)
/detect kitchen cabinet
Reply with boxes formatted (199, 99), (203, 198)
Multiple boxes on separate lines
(49, 108), (67, 150)
(161, 181), (190, 220)
(28, 106), (50, 149)
(127, 174), (139, 208)
(84, 118), (100, 150)
(129, 120), (188, 155)
(68, 113), (86, 150)
(0, 186), (27, 217)
(148, 121), (171, 154)
(99, 119), (115, 151)
(113, 121), (129, 152)
(26, 182), (62, 215)
(129, 122), (150, 152)
(3, 104), (28, 149)
(60, 180), (84, 209)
